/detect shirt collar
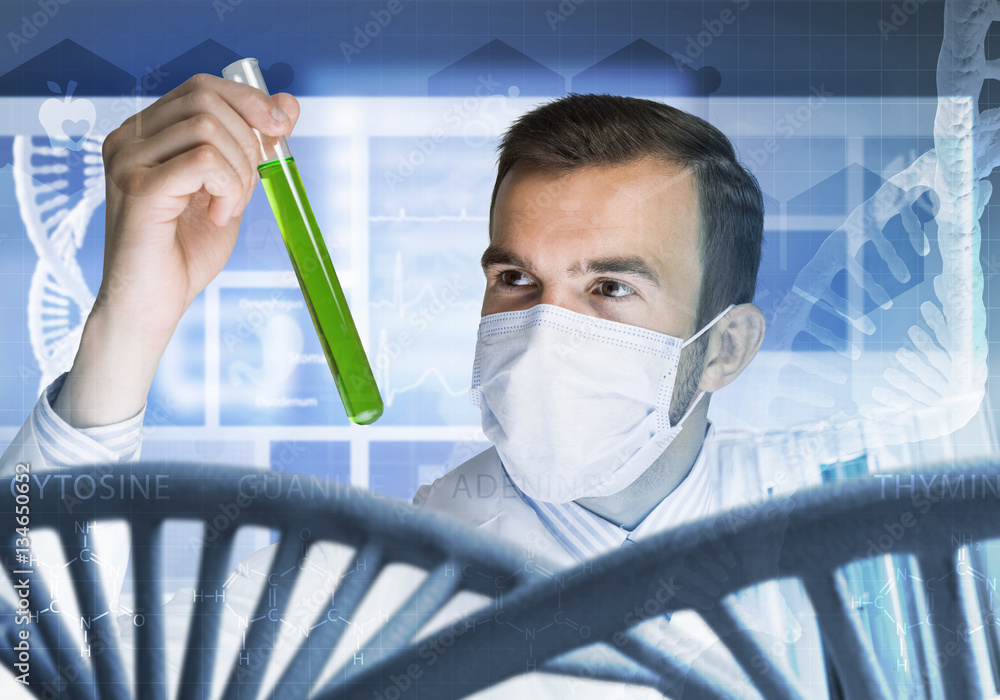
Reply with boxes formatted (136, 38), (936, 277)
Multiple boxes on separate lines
(509, 423), (718, 564)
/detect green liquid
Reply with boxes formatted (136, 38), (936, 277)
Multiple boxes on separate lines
(258, 157), (383, 425)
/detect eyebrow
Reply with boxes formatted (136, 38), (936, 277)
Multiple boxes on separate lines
(480, 245), (528, 272)
(480, 245), (662, 288)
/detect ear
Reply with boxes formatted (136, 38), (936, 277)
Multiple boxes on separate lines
(698, 303), (766, 393)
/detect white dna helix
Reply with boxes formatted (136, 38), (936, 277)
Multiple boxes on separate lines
(13, 133), (104, 392)
(12, 0), (995, 451)
(752, 0), (995, 449)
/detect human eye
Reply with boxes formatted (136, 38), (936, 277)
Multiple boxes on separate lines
(596, 279), (637, 300)
(494, 269), (535, 288)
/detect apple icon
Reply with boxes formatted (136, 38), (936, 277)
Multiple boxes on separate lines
(38, 80), (96, 152)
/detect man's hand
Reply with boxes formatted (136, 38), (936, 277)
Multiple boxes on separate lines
(53, 74), (300, 428)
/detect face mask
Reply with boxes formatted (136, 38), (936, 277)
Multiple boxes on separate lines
(470, 303), (734, 503)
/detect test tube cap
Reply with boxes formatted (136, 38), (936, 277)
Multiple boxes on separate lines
(222, 58), (271, 97)
(222, 57), (291, 162)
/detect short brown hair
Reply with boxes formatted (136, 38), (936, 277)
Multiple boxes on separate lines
(488, 93), (764, 335)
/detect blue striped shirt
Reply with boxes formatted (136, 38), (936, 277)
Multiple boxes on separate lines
(511, 424), (719, 563)
(31, 372), (146, 467)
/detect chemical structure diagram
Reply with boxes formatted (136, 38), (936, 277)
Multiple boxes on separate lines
(844, 539), (1000, 698)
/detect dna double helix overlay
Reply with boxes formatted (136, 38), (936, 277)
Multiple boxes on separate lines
(759, 0), (995, 448)
(13, 134), (104, 393)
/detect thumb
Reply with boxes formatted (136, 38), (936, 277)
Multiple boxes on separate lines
(270, 93), (301, 133)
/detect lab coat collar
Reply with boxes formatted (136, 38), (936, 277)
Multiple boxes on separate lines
(508, 422), (720, 564)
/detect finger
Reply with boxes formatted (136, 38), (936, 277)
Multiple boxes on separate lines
(119, 114), (256, 216)
(125, 74), (292, 144)
(141, 145), (245, 227)
(129, 87), (267, 178)
(271, 93), (301, 131)
(238, 169), (260, 214)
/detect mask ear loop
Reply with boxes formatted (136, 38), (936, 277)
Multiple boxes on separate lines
(681, 303), (735, 349)
(674, 303), (736, 427)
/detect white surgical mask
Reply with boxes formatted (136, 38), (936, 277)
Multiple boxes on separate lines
(470, 303), (734, 503)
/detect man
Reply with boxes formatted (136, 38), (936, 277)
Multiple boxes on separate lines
(0, 77), (770, 694)
(415, 94), (766, 570)
(404, 95), (775, 696)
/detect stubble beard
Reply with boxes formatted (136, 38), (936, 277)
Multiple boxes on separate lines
(669, 335), (708, 426)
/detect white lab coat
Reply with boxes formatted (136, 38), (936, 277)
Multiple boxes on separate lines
(410, 446), (783, 699)
(412, 445), (577, 572)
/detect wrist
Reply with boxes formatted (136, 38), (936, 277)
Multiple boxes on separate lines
(52, 306), (171, 429)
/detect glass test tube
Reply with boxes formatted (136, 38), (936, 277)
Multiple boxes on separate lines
(222, 58), (383, 425)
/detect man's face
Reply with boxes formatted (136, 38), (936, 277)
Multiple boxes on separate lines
(482, 157), (703, 343)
